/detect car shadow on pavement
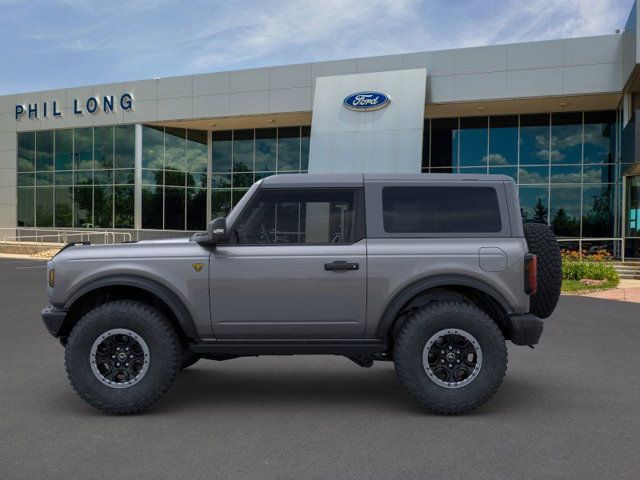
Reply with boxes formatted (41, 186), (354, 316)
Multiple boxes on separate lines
(153, 361), (542, 416)
(46, 359), (543, 417)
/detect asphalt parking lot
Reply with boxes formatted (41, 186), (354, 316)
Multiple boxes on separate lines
(1, 258), (639, 480)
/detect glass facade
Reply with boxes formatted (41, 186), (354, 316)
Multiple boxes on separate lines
(423, 111), (621, 241)
(211, 126), (310, 219)
(14, 113), (624, 247)
(17, 125), (135, 228)
(141, 126), (208, 230)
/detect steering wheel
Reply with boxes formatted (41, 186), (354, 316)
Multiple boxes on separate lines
(259, 224), (272, 244)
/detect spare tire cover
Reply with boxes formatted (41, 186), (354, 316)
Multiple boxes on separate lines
(523, 222), (562, 319)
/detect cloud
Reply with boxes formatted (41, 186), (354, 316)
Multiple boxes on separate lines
(0, 0), (633, 93)
(482, 153), (509, 166)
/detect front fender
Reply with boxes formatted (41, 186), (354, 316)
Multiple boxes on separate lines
(62, 274), (199, 338)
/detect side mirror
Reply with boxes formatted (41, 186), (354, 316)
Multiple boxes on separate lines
(196, 217), (227, 246)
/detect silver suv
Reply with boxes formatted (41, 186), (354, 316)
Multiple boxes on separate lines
(42, 174), (562, 414)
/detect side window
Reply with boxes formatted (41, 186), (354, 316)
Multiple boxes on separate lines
(233, 189), (357, 245)
(382, 186), (502, 234)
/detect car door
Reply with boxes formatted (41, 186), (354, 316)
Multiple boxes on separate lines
(210, 187), (367, 339)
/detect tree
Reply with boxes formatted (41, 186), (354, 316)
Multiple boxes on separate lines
(532, 198), (548, 224)
(552, 208), (579, 237)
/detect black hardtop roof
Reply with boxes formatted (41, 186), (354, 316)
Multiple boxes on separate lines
(260, 173), (514, 188)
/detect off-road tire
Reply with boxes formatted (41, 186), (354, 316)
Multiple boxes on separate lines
(180, 350), (200, 370)
(394, 301), (507, 415)
(523, 222), (562, 319)
(65, 300), (181, 414)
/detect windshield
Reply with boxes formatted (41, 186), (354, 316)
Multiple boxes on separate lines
(225, 180), (262, 229)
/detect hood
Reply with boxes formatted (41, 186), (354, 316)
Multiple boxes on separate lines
(53, 236), (199, 262)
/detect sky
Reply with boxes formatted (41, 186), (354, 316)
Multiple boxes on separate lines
(0, 0), (635, 95)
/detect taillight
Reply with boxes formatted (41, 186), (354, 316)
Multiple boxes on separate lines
(524, 253), (537, 295)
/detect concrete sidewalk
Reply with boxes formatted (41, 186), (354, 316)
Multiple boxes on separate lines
(578, 279), (640, 304)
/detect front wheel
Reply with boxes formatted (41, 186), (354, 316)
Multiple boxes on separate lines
(65, 300), (181, 414)
(394, 301), (507, 414)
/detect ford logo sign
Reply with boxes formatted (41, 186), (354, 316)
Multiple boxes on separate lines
(343, 91), (390, 111)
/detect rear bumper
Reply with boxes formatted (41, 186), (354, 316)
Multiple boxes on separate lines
(506, 313), (543, 346)
(41, 306), (68, 337)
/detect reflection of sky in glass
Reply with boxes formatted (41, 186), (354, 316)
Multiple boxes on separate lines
(54, 130), (73, 171)
(518, 166), (548, 184)
(233, 130), (254, 172)
(36, 130), (54, 171)
(487, 117), (517, 166)
(458, 120), (487, 167)
(584, 123), (613, 164)
(141, 127), (163, 170)
(550, 123), (581, 164)
(519, 186), (548, 223)
(255, 128), (276, 172)
(550, 165), (582, 183)
(165, 128), (186, 171)
(519, 125), (549, 166)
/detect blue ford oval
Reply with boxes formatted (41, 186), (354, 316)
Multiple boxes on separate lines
(343, 91), (391, 111)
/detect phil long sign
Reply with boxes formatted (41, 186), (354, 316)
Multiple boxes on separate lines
(15, 93), (134, 120)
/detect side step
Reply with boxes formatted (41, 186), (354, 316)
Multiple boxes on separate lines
(191, 339), (388, 356)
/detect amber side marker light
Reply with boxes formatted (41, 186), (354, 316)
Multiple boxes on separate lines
(524, 254), (537, 295)
(48, 269), (55, 288)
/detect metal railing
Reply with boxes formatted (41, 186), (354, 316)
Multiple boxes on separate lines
(0, 228), (131, 245)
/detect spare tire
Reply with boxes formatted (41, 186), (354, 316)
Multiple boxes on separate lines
(523, 222), (562, 319)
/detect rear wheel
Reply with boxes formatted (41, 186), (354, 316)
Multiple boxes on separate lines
(65, 300), (181, 414)
(394, 301), (507, 414)
(523, 222), (562, 318)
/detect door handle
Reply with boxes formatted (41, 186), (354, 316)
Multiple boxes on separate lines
(324, 260), (359, 271)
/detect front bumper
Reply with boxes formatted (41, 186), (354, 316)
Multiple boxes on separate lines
(41, 306), (68, 337)
(506, 313), (543, 346)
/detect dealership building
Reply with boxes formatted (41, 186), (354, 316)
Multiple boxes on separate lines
(2, 4), (640, 257)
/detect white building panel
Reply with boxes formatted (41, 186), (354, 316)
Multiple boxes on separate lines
(309, 69), (426, 174)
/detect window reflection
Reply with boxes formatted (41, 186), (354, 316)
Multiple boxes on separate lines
(584, 111), (615, 164)
(519, 186), (549, 224)
(141, 126), (209, 230)
(278, 127), (301, 171)
(458, 117), (487, 167)
(17, 188), (34, 227)
(18, 126), (135, 229)
(36, 131), (54, 172)
(550, 165), (582, 183)
(520, 114), (549, 166)
(488, 116), (517, 166)
(211, 126), (311, 221)
(550, 185), (581, 237)
(422, 110), (619, 240)
(430, 118), (457, 169)
(518, 166), (548, 184)
(55, 130), (73, 171)
(255, 128), (276, 171)
(582, 184), (613, 238)
(551, 113), (582, 164)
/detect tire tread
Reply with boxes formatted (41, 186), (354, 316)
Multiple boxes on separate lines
(65, 300), (181, 415)
(394, 301), (507, 415)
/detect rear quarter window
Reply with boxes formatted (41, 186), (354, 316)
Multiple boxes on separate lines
(382, 186), (502, 233)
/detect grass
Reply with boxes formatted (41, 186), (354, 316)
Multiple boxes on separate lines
(561, 279), (619, 294)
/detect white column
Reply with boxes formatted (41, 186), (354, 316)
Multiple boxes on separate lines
(134, 124), (142, 231)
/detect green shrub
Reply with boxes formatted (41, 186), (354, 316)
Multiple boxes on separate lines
(562, 261), (620, 284)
